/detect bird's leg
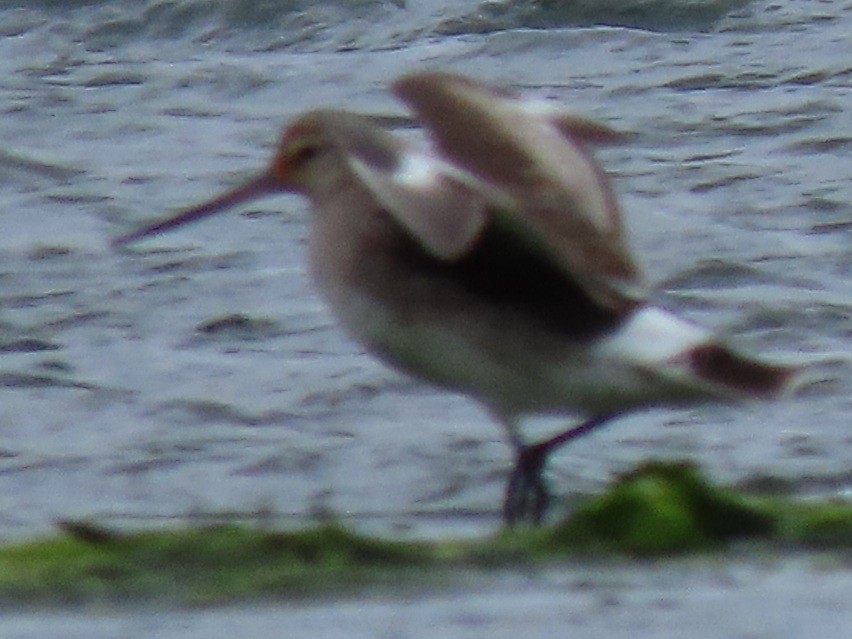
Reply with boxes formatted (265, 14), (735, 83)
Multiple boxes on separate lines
(493, 412), (545, 525)
(503, 413), (619, 526)
(504, 440), (551, 525)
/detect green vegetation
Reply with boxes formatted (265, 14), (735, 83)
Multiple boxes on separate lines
(0, 461), (849, 608)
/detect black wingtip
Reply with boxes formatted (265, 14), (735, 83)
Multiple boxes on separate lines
(688, 344), (799, 399)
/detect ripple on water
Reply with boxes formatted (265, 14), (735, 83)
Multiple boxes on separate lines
(0, 0), (848, 547)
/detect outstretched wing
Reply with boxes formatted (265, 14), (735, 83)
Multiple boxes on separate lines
(346, 148), (493, 260)
(333, 122), (625, 341)
(392, 72), (645, 313)
(331, 112), (573, 277)
(311, 109), (493, 260)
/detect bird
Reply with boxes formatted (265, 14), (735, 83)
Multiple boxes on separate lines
(113, 72), (799, 525)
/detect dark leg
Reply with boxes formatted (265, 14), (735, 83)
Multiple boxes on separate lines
(503, 442), (550, 525)
(503, 413), (618, 525)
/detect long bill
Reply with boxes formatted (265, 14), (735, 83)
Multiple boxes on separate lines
(111, 172), (280, 247)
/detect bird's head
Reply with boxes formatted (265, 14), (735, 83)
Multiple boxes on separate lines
(112, 109), (393, 246)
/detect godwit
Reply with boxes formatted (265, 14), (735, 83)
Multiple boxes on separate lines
(114, 72), (798, 524)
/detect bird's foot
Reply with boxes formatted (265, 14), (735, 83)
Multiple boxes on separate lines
(503, 442), (551, 526)
(501, 414), (618, 526)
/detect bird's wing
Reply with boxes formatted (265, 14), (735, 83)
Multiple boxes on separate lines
(311, 109), (493, 260)
(346, 147), (495, 260)
(508, 98), (633, 146)
(392, 72), (645, 313)
(344, 137), (627, 343)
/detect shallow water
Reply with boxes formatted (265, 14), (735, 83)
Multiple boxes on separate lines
(4, 555), (852, 638)
(0, 0), (850, 633)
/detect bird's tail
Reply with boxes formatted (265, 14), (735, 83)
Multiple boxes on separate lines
(685, 343), (800, 400)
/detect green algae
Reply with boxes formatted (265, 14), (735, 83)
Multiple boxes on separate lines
(0, 461), (849, 607)
(540, 461), (775, 555)
(0, 523), (439, 607)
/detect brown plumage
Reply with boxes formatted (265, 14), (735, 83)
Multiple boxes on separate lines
(113, 72), (800, 524)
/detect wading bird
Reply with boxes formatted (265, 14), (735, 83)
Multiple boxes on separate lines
(114, 72), (798, 524)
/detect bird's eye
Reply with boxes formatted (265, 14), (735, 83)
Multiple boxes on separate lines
(290, 143), (320, 165)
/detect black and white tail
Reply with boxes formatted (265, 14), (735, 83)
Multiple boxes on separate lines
(687, 343), (799, 400)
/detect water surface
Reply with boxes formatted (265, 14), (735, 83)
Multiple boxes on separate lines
(0, 0), (849, 634)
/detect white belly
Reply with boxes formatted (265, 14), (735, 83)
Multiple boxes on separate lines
(328, 286), (715, 417)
